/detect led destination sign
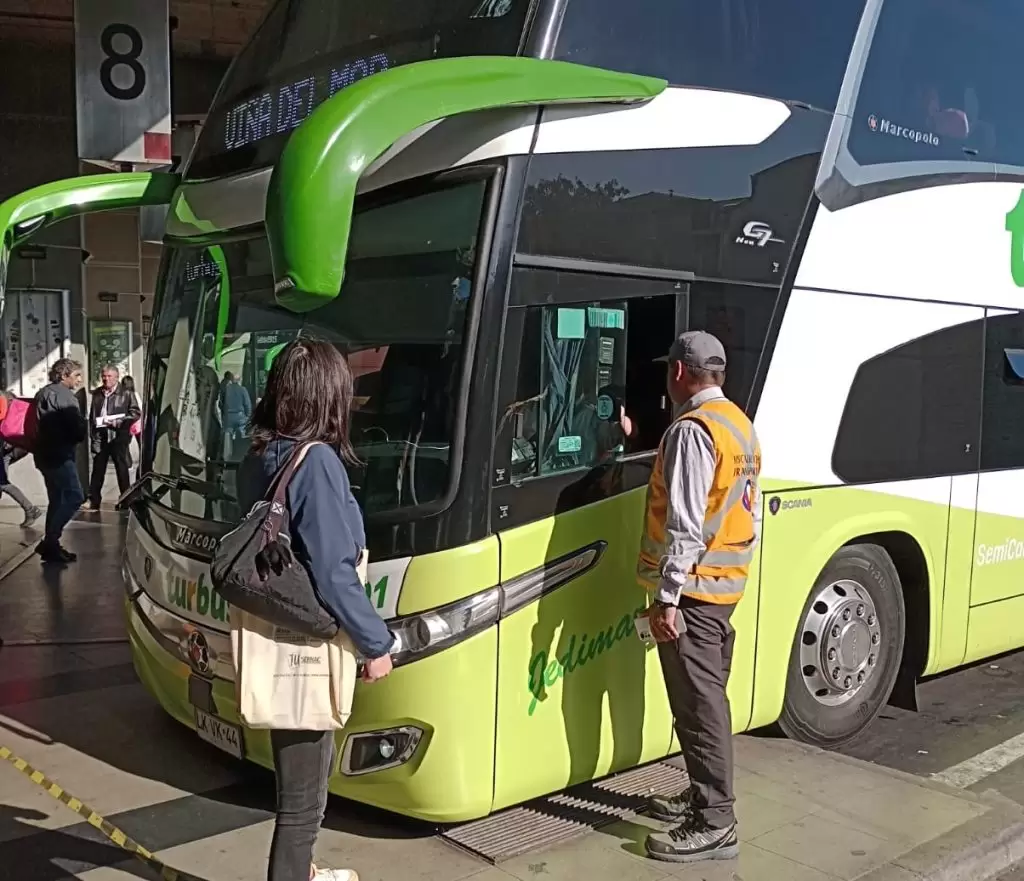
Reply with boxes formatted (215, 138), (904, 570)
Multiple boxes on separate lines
(222, 52), (392, 152)
(185, 0), (531, 180)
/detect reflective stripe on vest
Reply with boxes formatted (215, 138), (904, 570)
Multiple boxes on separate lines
(637, 397), (761, 605)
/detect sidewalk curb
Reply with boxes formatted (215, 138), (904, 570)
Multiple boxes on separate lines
(748, 736), (1008, 807)
(855, 798), (1024, 881)
(0, 541), (37, 582)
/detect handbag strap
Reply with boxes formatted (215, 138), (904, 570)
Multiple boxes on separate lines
(261, 440), (322, 538)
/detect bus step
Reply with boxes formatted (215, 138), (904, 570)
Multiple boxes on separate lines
(441, 759), (689, 863)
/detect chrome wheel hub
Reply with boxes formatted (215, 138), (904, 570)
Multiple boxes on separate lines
(799, 579), (882, 707)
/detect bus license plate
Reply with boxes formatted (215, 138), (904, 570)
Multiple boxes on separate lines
(195, 709), (244, 759)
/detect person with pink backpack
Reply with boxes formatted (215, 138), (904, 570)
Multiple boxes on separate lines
(0, 402), (41, 527)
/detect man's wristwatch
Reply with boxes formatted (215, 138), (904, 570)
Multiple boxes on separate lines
(654, 599), (675, 610)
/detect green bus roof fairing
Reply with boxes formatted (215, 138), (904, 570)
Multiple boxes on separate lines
(265, 56), (667, 312)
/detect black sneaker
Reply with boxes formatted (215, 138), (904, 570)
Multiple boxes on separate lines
(647, 786), (694, 822)
(646, 815), (739, 863)
(58, 545), (78, 562)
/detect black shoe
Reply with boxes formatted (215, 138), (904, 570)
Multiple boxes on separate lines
(646, 816), (739, 863)
(646, 786), (695, 822)
(36, 541), (65, 564)
(36, 541), (76, 563)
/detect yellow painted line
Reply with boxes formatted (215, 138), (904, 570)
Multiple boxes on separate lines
(0, 744), (204, 881)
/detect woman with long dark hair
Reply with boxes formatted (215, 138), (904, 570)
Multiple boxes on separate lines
(238, 339), (394, 881)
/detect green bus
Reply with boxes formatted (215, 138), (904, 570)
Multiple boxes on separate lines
(3, 0), (1024, 824)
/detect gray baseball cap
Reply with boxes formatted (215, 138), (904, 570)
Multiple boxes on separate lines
(655, 330), (727, 370)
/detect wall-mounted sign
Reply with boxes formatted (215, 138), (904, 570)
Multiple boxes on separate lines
(98, 291), (120, 303)
(88, 319), (133, 387)
(74, 0), (171, 165)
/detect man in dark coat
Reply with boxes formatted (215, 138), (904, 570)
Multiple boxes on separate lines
(87, 365), (141, 510)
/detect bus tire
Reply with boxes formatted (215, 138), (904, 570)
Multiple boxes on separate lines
(778, 543), (906, 748)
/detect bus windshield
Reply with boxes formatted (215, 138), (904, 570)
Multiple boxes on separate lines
(188, 0), (533, 179)
(146, 178), (487, 524)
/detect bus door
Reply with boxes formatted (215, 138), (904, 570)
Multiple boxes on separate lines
(489, 279), (693, 811)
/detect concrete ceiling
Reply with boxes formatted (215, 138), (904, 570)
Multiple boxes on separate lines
(0, 0), (271, 58)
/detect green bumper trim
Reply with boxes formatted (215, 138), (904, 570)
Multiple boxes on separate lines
(266, 56), (666, 312)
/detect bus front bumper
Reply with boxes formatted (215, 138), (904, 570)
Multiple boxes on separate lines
(124, 589), (498, 823)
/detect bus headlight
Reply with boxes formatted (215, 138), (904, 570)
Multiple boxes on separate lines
(388, 587), (500, 666)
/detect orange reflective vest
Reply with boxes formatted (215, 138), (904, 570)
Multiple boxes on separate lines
(638, 397), (761, 605)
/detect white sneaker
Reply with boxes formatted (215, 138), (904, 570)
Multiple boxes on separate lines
(313, 867), (359, 881)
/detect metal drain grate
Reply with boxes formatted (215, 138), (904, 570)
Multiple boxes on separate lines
(441, 760), (689, 863)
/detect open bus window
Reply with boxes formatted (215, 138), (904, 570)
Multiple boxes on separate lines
(146, 180), (487, 522)
(509, 291), (682, 482)
(507, 276), (778, 485)
(512, 302), (631, 479)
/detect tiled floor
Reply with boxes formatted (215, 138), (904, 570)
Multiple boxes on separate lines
(0, 517), (1007, 881)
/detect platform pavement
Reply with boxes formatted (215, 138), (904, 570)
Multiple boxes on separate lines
(0, 454), (127, 579)
(1, 516), (1023, 880)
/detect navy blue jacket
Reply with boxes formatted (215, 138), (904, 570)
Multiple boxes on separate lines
(237, 437), (393, 659)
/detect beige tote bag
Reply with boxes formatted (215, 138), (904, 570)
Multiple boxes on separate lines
(230, 528), (366, 731)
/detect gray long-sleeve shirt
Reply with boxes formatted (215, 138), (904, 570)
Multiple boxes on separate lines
(654, 386), (762, 605)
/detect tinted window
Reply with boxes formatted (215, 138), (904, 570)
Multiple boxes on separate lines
(508, 275), (776, 483)
(832, 319), (983, 483)
(556, 0), (866, 111)
(188, 0), (531, 178)
(850, 0), (1024, 170)
(518, 113), (829, 286)
(981, 312), (1024, 471)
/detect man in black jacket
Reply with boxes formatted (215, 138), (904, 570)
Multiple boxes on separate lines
(33, 358), (87, 563)
(87, 365), (141, 510)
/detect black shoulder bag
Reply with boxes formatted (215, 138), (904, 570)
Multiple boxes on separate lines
(211, 442), (340, 639)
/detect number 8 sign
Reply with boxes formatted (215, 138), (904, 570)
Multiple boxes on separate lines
(100, 24), (147, 101)
(74, 0), (171, 165)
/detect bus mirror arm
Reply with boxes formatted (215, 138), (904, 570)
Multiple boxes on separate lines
(266, 56), (666, 311)
(116, 472), (176, 512)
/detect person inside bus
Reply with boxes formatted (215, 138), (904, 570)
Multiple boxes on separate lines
(87, 365), (141, 511)
(237, 339), (394, 881)
(638, 331), (761, 864)
(33, 358), (88, 563)
(219, 370), (253, 461)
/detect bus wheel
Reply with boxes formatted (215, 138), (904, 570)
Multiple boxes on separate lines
(778, 543), (906, 748)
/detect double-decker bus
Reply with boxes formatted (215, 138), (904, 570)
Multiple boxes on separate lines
(3, 0), (1024, 823)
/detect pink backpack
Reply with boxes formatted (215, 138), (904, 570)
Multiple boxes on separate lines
(0, 398), (38, 451)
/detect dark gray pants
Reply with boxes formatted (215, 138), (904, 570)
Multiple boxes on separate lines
(269, 729), (334, 881)
(657, 597), (737, 829)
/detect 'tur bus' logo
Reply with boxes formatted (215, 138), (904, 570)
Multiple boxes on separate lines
(1007, 191), (1024, 287)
